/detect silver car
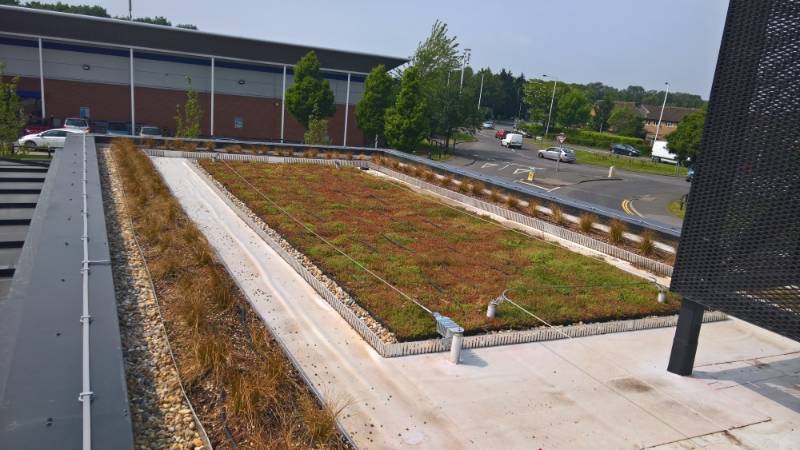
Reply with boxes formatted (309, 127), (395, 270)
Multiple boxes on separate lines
(538, 146), (576, 163)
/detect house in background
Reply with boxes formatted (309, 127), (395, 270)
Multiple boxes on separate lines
(615, 101), (700, 142)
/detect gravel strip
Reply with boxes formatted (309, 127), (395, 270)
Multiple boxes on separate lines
(100, 148), (206, 450)
(194, 159), (399, 344)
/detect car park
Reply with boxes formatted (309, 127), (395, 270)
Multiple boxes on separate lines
(501, 133), (523, 149)
(482, 121), (494, 129)
(538, 146), (576, 163)
(139, 126), (163, 137)
(17, 128), (83, 148)
(610, 143), (641, 157)
(63, 117), (90, 133)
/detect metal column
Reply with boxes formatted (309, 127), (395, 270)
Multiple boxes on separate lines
(280, 65), (287, 142)
(38, 38), (46, 118)
(129, 49), (135, 132)
(343, 73), (351, 146)
(210, 57), (215, 136)
(667, 299), (705, 375)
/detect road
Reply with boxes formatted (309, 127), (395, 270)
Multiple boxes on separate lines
(445, 129), (690, 230)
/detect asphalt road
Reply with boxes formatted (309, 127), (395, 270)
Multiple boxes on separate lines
(444, 129), (690, 230)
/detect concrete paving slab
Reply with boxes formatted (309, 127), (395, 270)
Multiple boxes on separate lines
(154, 157), (800, 450)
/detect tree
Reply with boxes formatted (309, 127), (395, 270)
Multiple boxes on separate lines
(286, 51), (335, 129)
(0, 64), (25, 153)
(174, 77), (202, 138)
(356, 65), (394, 146)
(607, 106), (644, 137)
(177, 24), (198, 30)
(133, 16), (171, 26)
(667, 109), (705, 162)
(522, 78), (549, 124)
(591, 97), (615, 132)
(304, 106), (331, 145)
(556, 89), (591, 128)
(384, 67), (428, 152)
(410, 20), (459, 79)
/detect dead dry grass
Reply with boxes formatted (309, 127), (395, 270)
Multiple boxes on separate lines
(112, 140), (347, 449)
(201, 160), (679, 341)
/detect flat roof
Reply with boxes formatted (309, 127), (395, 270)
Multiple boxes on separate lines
(0, 5), (408, 74)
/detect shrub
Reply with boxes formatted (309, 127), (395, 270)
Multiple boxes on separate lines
(549, 203), (563, 224)
(457, 179), (470, 193)
(469, 181), (485, 196)
(205, 140), (216, 152)
(225, 144), (243, 153)
(527, 200), (540, 217)
(609, 219), (626, 243)
(422, 170), (436, 182)
(506, 196), (520, 210)
(639, 230), (655, 256)
(579, 213), (597, 233)
(440, 175), (453, 187)
(303, 148), (319, 158)
(488, 189), (500, 203)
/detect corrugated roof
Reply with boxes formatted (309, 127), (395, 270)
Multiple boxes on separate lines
(0, 5), (408, 74)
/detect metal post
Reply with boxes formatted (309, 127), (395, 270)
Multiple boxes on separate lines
(343, 73), (351, 146)
(544, 77), (557, 139)
(129, 48), (135, 133)
(477, 73), (484, 110)
(450, 332), (463, 364)
(459, 48), (470, 91)
(653, 82), (669, 143)
(210, 57), (215, 136)
(280, 65), (287, 142)
(667, 299), (705, 375)
(38, 38), (46, 119)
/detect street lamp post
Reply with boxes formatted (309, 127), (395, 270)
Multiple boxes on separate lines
(653, 82), (670, 143)
(543, 74), (558, 139)
(477, 73), (484, 110)
(459, 48), (471, 91)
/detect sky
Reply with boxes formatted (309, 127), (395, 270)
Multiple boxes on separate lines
(57, 0), (728, 97)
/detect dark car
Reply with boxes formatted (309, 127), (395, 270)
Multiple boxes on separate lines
(686, 166), (695, 182)
(91, 120), (109, 134)
(610, 143), (641, 157)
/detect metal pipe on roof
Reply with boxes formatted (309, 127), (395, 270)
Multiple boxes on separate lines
(129, 48), (135, 133)
(38, 37), (45, 118)
(79, 133), (92, 450)
(210, 57), (215, 136)
(281, 65), (287, 142)
(343, 73), (351, 146)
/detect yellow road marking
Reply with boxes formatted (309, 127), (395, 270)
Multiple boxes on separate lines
(621, 199), (644, 218)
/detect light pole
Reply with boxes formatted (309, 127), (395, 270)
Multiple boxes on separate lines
(543, 74), (558, 139)
(653, 81), (670, 143)
(459, 48), (471, 91)
(516, 85), (523, 125)
(477, 73), (484, 110)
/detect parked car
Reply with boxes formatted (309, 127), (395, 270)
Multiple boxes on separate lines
(91, 120), (109, 134)
(107, 121), (131, 136)
(686, 166), (695, 182)
(513, 128), (531, 138)
(23, 118), (49, 136)
(495, 129), (509, 139)
(651, 140), (679, 164)
(482, 121), (494, 129)
(501, 133), (523, 149)
(610, 143), (641, 157)
(63, 117), (90, 133)
(538, 146), (576, 163)
(139, 126), (162, 137)
(17, 128), (82, 148)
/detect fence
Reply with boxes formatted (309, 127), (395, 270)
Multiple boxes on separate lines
(147, 149), (722, 358)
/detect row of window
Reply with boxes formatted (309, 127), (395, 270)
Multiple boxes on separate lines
(644, 119), (676, 127)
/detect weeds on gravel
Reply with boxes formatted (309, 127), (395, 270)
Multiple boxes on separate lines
(639, 230), (655, 256)
(549, 203), (563, 224)
(469, 181), (485, 196)
(111, 140), (346, 449)
(506, 196), (520, 210)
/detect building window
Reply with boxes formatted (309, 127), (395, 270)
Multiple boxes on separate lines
(234, 116), (244, 129)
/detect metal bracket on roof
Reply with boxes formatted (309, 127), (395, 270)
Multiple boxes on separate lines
(78, 391), (94, 402)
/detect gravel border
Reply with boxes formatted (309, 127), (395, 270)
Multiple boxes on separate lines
(100, 148), (208, 450)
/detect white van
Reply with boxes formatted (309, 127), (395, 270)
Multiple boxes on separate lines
(651, 140), (679, 164)
(501, 133), (523, 149)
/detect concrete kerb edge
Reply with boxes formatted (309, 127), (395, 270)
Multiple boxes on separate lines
(146, 149), (722, 360)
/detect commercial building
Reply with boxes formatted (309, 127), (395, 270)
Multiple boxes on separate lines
(0, 6), (407, 145)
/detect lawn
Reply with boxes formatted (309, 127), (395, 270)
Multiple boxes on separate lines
(669, 198), (687, 218)
(201, 160), (678, 341)
(573, 149), (688, 177)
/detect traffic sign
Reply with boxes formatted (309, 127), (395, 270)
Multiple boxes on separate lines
(557, 133), (567, 144)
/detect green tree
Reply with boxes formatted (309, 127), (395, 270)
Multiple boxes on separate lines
(607, 106), (644, 137)
(0, 64), (25, 153)
(176, 24), (198, 30)
(286, 51), (335, 129)
(304, 107), (331, 145)
(556, 89), (591, 128)
(356, 65), (394, 146)
(384, 67), (428, 152)
(522, 78), (549, 123)
(591, 97), (615, 132)
(23, 1), (110, 16)
(410, 20), (459, 79)
(667, 109), (705, 162)
(133, 16), (171, 26)
(174, 77), (202, 138)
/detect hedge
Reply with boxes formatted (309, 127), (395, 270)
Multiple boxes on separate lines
(519, 124), (649, 154)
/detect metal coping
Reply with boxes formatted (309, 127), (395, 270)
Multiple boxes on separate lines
(0, 5), (408, 74)
(0, 135), (134, 449)
(95, 135), (682, 241)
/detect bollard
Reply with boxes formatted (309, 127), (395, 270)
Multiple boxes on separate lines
(657, 289), (667, 304)
(608, 166), (616, 178)
(450, 332), (463, 364)
(486, 303), (497, 319)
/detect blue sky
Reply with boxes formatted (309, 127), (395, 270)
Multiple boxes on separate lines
(61, 0), (728, 97)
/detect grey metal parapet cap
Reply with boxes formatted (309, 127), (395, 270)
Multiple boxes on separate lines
(0, 5), (408, 73)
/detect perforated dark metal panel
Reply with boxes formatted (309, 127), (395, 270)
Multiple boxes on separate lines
(670, 1), (800, 341)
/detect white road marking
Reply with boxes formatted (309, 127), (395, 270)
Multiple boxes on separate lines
(480, 162), (498, 169)
(499, 164), (511, 170)
(513, 168), (536, 175)
(516, 179), (561, 192)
